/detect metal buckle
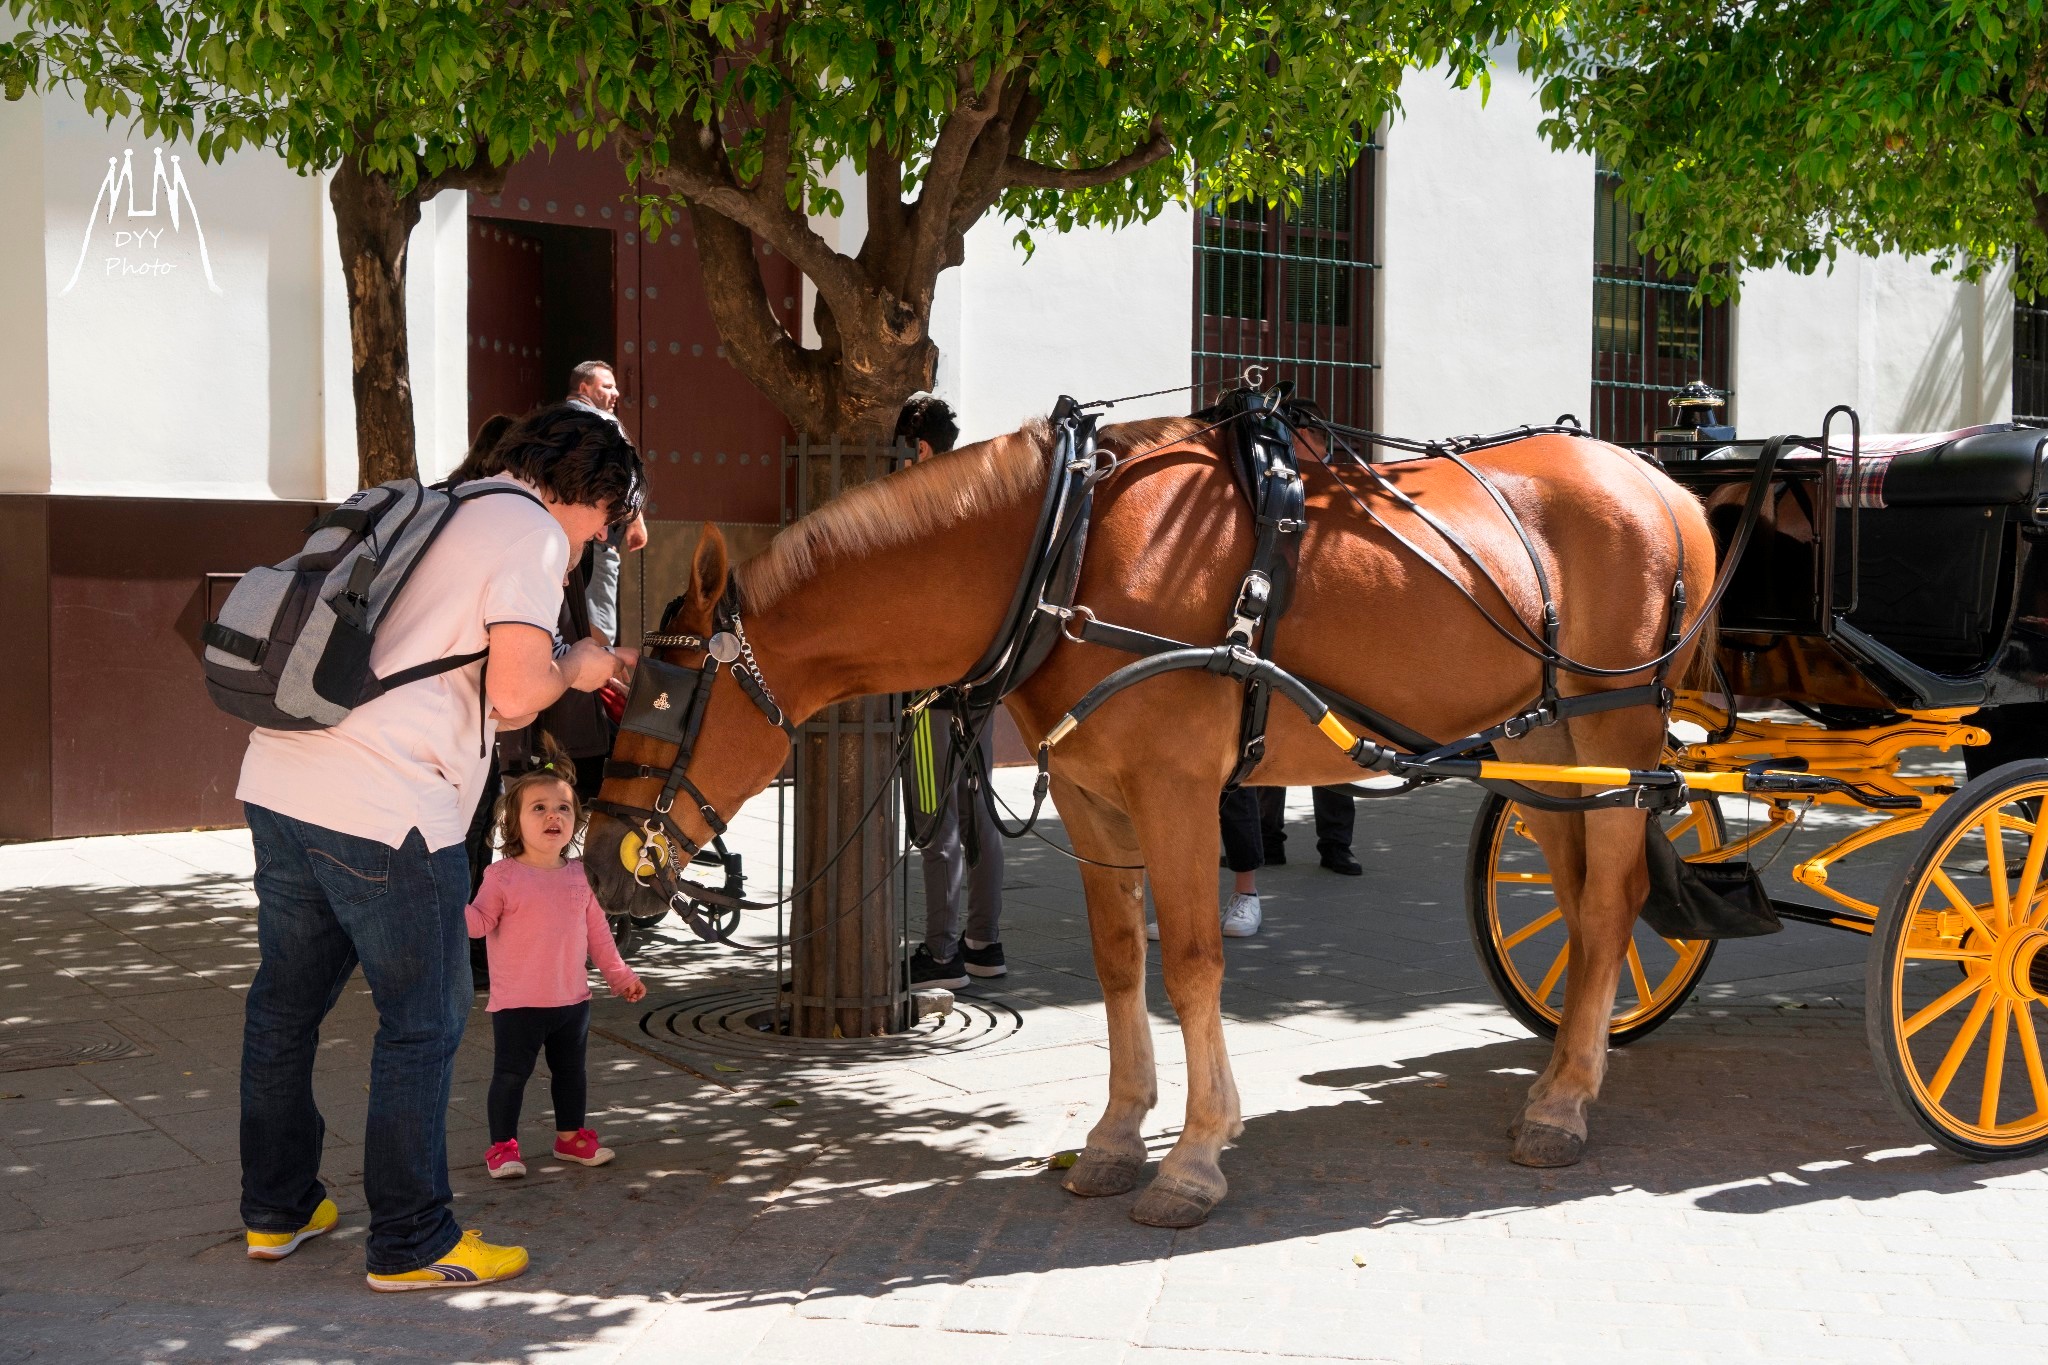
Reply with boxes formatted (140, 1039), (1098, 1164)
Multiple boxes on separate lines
(1061, 605), (1097, 644)
(706, 632), (741, 664)
(654, 792), (675, 815)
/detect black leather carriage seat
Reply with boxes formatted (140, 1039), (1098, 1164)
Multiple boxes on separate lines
(1824, 425), (2047, 688)
(1815, 424), (2048, 508)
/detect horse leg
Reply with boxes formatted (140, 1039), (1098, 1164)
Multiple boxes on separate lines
(1052, 776), (1157, 1199)
(1125, 785), (1240, 1228)
(1501, 708), (1660, 1167)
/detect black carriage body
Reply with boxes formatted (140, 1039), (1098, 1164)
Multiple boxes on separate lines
(1663, 426), (2048, 712)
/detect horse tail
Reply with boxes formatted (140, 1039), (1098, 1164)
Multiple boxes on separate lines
(1677, 601), (1720, 697)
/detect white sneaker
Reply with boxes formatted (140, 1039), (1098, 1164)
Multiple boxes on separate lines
(1221, 893), (1262, 937)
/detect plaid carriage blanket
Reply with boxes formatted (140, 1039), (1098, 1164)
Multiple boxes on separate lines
(1814, 425), (2003, 508)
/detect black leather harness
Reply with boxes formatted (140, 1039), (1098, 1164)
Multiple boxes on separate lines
(600, 387), (1780, 930)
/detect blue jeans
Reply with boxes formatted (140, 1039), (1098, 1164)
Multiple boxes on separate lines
(240, 804), (471, 1273)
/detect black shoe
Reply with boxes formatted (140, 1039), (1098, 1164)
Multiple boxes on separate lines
(1320, 849), (1363, 876)
(909, 945), (969, 990)
(961, 941), (1007, 978)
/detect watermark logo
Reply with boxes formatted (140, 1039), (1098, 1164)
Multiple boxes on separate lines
(61, 147), (222, 295)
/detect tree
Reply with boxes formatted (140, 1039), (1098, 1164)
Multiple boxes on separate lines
(1521, 0), (2048, 300)
(1, 0), (575, 485)
(568, 0), (1540, 442)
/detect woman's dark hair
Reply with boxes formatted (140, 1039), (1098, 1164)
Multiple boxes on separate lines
(447, 412), (518, 486)
(894, 393), (959, 454)
(492, 403), (645, 520)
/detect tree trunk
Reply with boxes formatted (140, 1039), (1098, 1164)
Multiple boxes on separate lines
(330, 158), (425, 489)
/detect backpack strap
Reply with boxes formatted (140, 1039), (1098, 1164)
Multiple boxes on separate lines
(375, 648), (489, 691)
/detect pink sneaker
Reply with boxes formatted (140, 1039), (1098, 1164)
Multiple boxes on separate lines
(553, 1128), (615, 1167)
(485, 1138), (526, 1179)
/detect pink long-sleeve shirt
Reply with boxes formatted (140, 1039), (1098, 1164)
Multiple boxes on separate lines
(465, 858), (641, 1012)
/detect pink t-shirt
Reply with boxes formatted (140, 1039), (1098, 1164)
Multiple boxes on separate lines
(237, 477), (569, 850)
(465, 858), (640, 1011)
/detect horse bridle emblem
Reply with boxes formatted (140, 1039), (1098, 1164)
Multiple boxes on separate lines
(589, 580), (796, 925)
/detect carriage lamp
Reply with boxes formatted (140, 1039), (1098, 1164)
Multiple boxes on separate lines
(1654, 381), (1735, 457)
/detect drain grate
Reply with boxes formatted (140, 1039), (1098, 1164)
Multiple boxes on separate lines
(0, 1021), (149, 1073)
(634, 987), (1024, 1077)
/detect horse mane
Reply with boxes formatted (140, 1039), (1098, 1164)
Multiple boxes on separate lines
(736, 413), (1213, 608)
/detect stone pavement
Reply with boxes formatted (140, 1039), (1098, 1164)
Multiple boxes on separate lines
(3, 772), (2046, 1364)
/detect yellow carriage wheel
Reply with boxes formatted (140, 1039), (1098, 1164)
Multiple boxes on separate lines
(1869, 759), (2048, 1160)
(1466, 792), (1719, 1045)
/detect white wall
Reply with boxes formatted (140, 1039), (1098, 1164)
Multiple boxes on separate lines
(1734, 255), (2013, 436)
(0, 85), (468, 501)
(1378, 61), (1595, 437)
(953, 207), (1195, 441)
(0, 90), (51, 492)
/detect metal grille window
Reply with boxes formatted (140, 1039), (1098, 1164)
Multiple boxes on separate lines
(1194, 147), (1377, 426)
(2016, 295), (2048, 425)
(1591, 166), (1732, 444)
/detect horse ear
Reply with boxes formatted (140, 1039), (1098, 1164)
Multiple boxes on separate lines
(684, 523), (729, 636)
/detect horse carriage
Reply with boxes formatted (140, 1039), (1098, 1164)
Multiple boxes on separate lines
(587, 384), (2048, 1226)
(1470, 414), (2048, 1162)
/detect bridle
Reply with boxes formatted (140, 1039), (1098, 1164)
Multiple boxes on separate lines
(587, 578), (796, 933)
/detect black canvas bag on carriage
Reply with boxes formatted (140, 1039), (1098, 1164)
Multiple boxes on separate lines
(200, 479), (544, 730)
(1640, 823), (1782, 939)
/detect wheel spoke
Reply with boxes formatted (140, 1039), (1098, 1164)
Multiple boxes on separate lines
(1929, 988), (1995, 1104)
(1625, 941), (1653, 1007)
(1901, 946), (1994, 962)
(2013, 999), (2048, 1120)
(1650, 949), (1693, 999)
(1500, 907), (1563, 952)
(1985, 810), (2013, 931)
(1904, 971), (1987, 1038)
(1981, 999), (2012, 1130)
(2012, 803), (2048, 928)
(1930, 869), (2000, 949)
(1667, 809), (1706, 847)
(1536, 942), (1571, 1005)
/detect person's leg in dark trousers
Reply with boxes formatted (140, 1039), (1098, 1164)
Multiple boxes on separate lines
(540, 1002), (592, 1135)
(487, 1009), (550, 1144)
(1255, 787), (1287, 862)
(1311, 786), (1359, 871)
(1964, 703), (2048, 781)
(959, 727), (1005, 951)
(240, 805), (362, 1238)
(1219, 788), (1264, 874)
(920, 786), (970, 960)
(241, 806), (472, 1274)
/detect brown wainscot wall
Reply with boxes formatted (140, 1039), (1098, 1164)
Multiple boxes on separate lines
(1, 496), (324, 841)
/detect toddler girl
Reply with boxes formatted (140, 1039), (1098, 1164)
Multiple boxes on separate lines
(467, 754), (646, 1178)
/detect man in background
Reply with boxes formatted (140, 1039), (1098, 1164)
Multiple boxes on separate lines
(564, 360), (648, 646)
(898, 395), (1008, 990)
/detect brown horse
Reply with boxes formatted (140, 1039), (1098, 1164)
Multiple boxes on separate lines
(584, 414), (1716, 1227)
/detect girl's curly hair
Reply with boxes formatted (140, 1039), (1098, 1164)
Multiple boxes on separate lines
(493, 735), (585, 860)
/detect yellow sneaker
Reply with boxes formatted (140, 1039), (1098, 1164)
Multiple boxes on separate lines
(246, 1198), (339, 1260)
(365, 1229), (529, 1292)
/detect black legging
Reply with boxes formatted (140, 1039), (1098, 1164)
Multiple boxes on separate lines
(487, 1001), (590, 1142)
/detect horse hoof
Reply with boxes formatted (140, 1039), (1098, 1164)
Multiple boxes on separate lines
(1062, 1149), (1145, 1198)
(1130, 1175), (1219, 1228)
(1509, 1121), (1585, 1168)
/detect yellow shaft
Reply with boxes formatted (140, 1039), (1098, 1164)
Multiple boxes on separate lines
(1474, 761), (1749, 794)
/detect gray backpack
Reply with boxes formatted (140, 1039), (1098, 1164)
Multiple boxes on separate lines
(201, 479), (542, 731)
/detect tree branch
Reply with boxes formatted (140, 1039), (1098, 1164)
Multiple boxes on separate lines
(900, 62), (1013, 288)
(641, 114), (864, 307)
(1003, 117), (1172, 189)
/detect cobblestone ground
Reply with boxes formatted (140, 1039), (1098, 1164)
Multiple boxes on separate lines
(2, 772), (2045, 1364)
